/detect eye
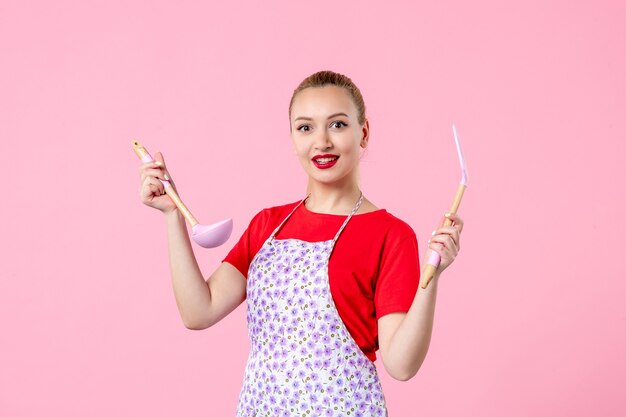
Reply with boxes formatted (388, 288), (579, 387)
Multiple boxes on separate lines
(330, 121), (347, 128)
(296, 124), (311, 132)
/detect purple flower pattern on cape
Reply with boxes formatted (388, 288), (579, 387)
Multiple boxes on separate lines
(236, 194), (387, 417)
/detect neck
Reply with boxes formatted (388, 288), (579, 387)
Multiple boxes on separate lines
(304, 178), (362, 215)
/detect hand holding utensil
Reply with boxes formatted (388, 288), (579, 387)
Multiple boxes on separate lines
(132, 140), (233, 248)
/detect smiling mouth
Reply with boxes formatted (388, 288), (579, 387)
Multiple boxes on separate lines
(311, 155), (339, 169)
(313, 156), (339, 164)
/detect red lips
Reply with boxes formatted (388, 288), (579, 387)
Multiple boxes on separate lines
(311, 154), (339, 169)
(312, 154), (339, 161)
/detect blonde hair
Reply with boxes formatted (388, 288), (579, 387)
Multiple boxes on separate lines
(289, 70), (367, 126)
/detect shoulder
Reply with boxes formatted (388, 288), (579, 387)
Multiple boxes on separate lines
(359, 209), (416, 242)
(385, 211), (417, 239)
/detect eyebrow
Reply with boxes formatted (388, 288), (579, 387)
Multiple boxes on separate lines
(294, 112), (350, 122)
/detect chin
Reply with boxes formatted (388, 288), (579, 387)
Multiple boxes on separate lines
(310, 172), (351, 185)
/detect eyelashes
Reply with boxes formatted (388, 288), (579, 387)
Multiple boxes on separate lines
(296, 124), (311, 132)
(296, 121), (348, 132)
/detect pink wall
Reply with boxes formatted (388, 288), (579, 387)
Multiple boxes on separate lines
(1, 1), (624, 416)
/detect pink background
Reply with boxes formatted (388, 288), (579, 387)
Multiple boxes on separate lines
(1, 1), (624, 416)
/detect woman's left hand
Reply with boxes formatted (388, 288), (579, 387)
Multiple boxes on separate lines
(426, 212), (464, 274)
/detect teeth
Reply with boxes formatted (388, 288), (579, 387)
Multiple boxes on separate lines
(315, 157), (338, 163)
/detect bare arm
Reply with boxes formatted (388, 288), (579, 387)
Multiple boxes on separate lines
(378, 212), (464, 380)
(378, 272), (440, 381)
(164, 210), (247, 330)
(138, 153), (246, 330)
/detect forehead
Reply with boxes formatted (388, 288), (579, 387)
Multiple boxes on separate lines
(291, 85), (356, 119)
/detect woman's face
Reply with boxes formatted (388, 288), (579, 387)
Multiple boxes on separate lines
(290, 85), (368, 187)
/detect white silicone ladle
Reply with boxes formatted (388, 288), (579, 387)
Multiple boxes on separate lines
(421, 124), (469, 288)
(132, 140), (233, 248)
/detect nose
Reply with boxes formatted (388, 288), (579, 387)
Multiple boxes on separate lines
(313, 128), (332, 151)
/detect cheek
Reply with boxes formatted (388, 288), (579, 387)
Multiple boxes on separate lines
(294, 147), (311, 163)
(294, 145), (308, 158)
(339, 138), (361, 155)
(291, 139), (305, 155)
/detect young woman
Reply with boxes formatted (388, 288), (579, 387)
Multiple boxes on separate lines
(138, 70), (464, 417)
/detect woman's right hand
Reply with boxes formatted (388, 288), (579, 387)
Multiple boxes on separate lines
(138, 151), (179, 214)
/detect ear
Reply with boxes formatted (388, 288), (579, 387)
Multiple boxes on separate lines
(360, 119), (370, 148)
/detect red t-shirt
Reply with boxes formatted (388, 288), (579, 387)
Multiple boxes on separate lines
(222, 199), (421, 362)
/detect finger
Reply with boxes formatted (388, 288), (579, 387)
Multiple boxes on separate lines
(427, 241), (445, 258)
(140, 178), (159, 200)
(444, 212), (462, 224)
(140, 179), (159, 199)
(150, 176), (165, 195)
(154, 152), (166, 168)
(138, 160), (164, 172)
(452, 216), (463, 234)
(431, 225), (456, 243)
(148, 183), (160, 196)
(436, 226), (461, 250)
(143, 176), (165, 196)
(141, 177), (157, 196)
(440, 234), (457, 253)
(445, 212), (464, 233)
(428, 239), (456, 269)
(141, 167), (165, 178)
(140, 168), (168, 183)
(428, 233), (457, 254)
(452, 215), (465, 240)
(152, 153), (173, 181)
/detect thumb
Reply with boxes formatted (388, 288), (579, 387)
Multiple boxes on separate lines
(438, 212), (452, 228)
(154, 151), (175, 187)
(154, 151), (166, 166)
